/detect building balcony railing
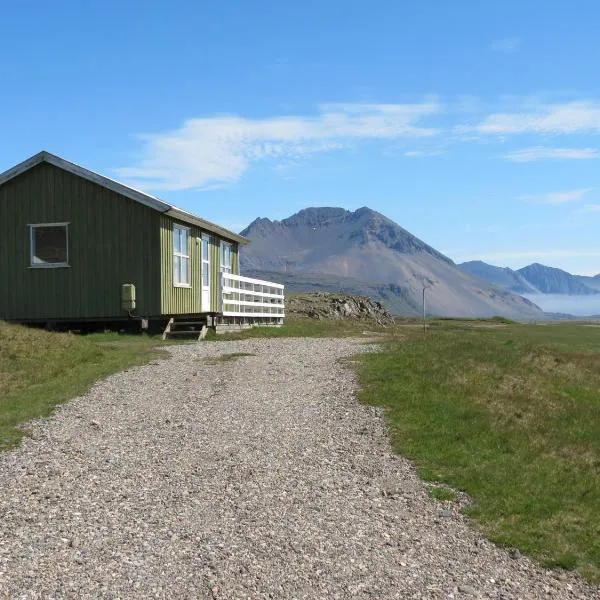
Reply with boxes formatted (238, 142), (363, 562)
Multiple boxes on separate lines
(220, 273), (285, 321)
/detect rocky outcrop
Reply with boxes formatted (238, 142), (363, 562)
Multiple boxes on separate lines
(287, 293), (394, 325)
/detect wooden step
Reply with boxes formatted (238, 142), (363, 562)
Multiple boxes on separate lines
(165, 330), (200, 336)
(162, 317), (208, 342)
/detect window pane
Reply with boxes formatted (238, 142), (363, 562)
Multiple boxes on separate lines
(202, 262), (209, 286)
(174, 226), (189, 255)
(173, 228), (180, 253)
(202, 237), (209, 258)
(221, 242), (232, 270)
(180, 229), (188, 255)
(182, 256), (189, 284)
(174, 256), (180, 284)
(32, 226), (67, 264)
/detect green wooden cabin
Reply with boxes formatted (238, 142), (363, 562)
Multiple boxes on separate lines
(0, 151), (256, 327)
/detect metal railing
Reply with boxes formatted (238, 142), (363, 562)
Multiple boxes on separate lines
(220, 273), (285, 320)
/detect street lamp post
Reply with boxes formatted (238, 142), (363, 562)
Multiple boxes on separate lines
(422, 286), (426, 334)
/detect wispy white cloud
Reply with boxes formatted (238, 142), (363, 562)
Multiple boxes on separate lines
(576, 203), (600, 214)
(404, 149), (445, 157)
(471, 101), (600, 135)
(116, 95), (600, 192)
(116, 101), (442, 191)
(518, 188), (594, 205)
(490, 37), (520, 54)
(503, 146), (600, 162)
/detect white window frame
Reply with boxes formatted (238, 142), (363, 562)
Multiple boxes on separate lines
(173, 224), (191, 287)
(29, 222), (70, 268)
(201, 233), (210, 288)
(220, 241), (233, 274)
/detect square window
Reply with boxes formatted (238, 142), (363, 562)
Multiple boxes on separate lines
(30, 224), (69, 267)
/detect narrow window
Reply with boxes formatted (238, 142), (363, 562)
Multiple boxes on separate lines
(173, 224), (190, 286)
(220, 241), (232, 274)
(29, 223), (69, 267)
(202, 234), (210, 287)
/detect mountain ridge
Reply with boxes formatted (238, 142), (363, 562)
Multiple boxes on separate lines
(240, 206), (543, 319)
(460, 260), (539, 295)
(459, 260), (600, 295)
(241, 206), (454, 269)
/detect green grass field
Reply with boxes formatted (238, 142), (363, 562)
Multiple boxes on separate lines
(213, 316), (386, 339)
(2, 316), (600, 582)
(359, 320), (600, 583)
(0, 322), (167, 451)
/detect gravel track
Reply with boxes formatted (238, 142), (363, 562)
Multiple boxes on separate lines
(0, 337), (598, 599)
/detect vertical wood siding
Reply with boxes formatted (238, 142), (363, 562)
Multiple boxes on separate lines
(159, 215), (201, 314)
(159, 222), (238, 314)
(0, 163), (161, 320)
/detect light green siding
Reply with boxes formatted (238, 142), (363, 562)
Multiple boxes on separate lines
(160, 218), (241, 314)
(0, 163), (161, 321)
(159, 215), (201, 314)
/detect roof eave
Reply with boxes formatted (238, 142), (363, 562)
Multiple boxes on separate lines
(165, 208), (249, 244)
(0, 151), (47, 188)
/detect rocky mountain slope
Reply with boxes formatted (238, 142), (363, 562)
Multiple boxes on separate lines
(459, 261), (539, 294)
(577, 275), (600, 292)
(459, 261), (600, 295)
(518, 263), (598, 295)
(240, 207), (544, 319)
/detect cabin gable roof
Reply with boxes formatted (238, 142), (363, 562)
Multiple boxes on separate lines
(0, 151), (248, 244)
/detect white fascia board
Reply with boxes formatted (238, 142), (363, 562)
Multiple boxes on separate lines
(165, 208), (248, 244)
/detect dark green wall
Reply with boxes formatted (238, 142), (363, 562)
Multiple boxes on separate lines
(0, 162), (162, 320)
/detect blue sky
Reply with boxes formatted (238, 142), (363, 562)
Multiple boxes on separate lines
(3, 1), (600, 274)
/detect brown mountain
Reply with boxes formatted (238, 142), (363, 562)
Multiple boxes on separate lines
(240, 207), (544, 319)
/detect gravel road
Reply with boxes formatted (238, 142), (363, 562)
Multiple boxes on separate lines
(0, 337), (598, 599)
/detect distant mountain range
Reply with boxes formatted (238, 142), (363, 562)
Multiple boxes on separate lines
(459, 261), (600, 295)
(240, 207), (544, 319)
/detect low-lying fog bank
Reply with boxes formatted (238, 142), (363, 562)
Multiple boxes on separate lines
(524, 294), (600, 317)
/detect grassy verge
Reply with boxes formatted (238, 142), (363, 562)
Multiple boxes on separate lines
(214, 315), (389, 340)
(0, 322), (167, 451)
(358, 321), (600, 583)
